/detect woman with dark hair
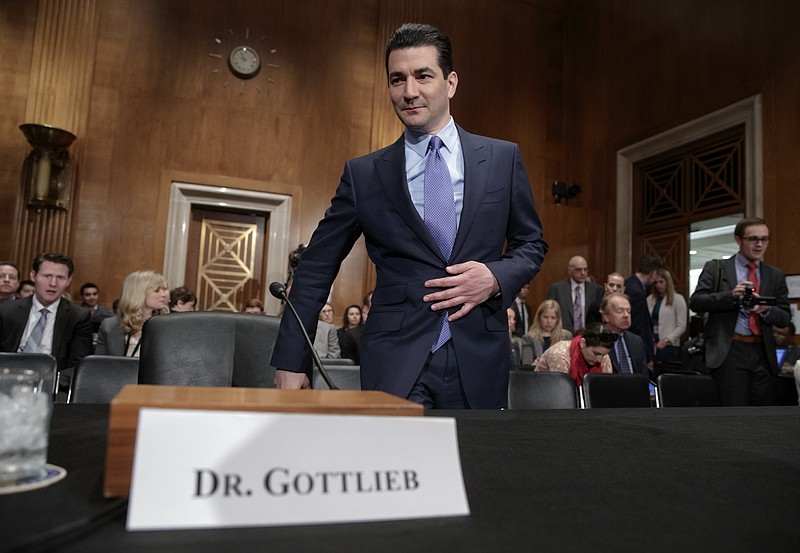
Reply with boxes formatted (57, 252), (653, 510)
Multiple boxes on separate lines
(337, 304), (363, 344)
(534, 322), (616, 386)
(169, 286), (197, 312)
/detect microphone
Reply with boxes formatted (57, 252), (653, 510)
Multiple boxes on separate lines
(269, 282), (339, 390)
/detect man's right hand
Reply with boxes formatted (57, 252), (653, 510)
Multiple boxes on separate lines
(274, 369), (310, 389)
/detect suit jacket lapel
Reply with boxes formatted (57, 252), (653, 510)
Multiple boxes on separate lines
(452, 127), (491, 260)
(52, 300), (70, 358)
(11, 297), (33, 350)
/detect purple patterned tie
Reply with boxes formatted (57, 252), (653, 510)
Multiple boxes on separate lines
(573, 285), (583, 331)
(424, 135), (456, 352)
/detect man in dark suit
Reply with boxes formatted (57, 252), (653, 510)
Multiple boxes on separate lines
(270, 23), (547, 409)
(510, 283), (532, 337)
(600, 293), (649, 377)
(0, 252), (92, 383)
(624, 254), (663, 365)
(546, 256), (604, 334)
(690, 217), (790, 405)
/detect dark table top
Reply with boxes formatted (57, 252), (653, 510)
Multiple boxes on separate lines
(3, 404), (800, 553)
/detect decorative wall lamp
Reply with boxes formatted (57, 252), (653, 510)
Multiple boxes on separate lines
(19, 123), (77, 211)
(552, 180), (581, 205)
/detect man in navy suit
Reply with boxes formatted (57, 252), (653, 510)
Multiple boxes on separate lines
(271, 23), (547, 408)
(600, 293), (649, 377)
(0, 252), (92, 383)
(690, 217), (790, 405)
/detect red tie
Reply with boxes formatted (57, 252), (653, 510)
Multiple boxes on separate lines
(747, 262), (760, 335)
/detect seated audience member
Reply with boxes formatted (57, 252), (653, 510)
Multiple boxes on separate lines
(319, 303), (335, 325)
(520, 299), (572, 365)
(96, 270), (170, 357)
(243, 298), (265, 314)
(361, 290), (373, 322)
(0, 261), (20, 303)
(17, 279), (35, 299)
(534, 322), (615, 386)
(646, 268), (687, 364)
(338, 304), (363, 345)
(774, 322), (799, 375)
(169, 286), (197, 312)
(0, 253), (92, 379)
(314, 319), (340, 359)
(507, 307), (522, 366)
(600, 293), (649, 377)
(78, 282), (115, 349)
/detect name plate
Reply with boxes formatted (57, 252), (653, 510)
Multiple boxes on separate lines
(127, 408), (470, 530)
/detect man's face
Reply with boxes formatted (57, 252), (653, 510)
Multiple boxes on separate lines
(773, 326), (791, 348)
(602, 296), (631, 333)
(605, 275), (625, 295)
(81, 286), (99, 307)
(735, 224), (769, 262)
(319, 304), (334, 324)
(388, 45), (457, 135)
(0, 264), (19, 298)
(31, 261), (71, 307)
(518, 283), (529, 300)
(567, 257), (589, 283)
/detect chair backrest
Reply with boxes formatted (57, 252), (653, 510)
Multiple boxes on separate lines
(0, 352), (57, 397)
(582, 373), (652, 408)
(313, 365), (361, 390)
(508, 371), (578, 409)
(138, 312), (280, 388)
(656, 373), (719, 407)
(68, 355), (139, 403)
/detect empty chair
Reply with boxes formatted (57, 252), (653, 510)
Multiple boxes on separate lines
(582, 373), (652, 408)
(313, 365), (361, 390)
(0, 352), (57, 398)
(656, 373), (719, 407)
(507, 371), (578, 409)
(68, 355), (139, 403)
(138, 312), (281, 388)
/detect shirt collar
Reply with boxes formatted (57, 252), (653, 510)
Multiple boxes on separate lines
(735, 253), (760, 268)
(404, 117), (457, 159)
(32, 295), (60, 315)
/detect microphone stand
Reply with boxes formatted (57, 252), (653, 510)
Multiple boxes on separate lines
(270, 282), (339, 390)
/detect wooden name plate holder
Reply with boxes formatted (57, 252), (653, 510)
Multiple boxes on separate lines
(103, 384), (423, 497)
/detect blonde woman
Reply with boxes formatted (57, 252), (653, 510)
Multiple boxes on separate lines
(96, 270), (170, 357)
(520, 299), (573, 365)
(646, 268), (687, 363)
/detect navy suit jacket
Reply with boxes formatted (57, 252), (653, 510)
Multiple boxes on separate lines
(608, 330), (649, 377)
(546, 280), (604, 333)
(624, 274), (655, 362)
(270, 127), (548, 408)
(690, 257), (790, 374)
(0, 296), (92, 372)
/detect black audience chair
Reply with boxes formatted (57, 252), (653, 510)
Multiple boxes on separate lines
(68, 355), (139, 403)
(138, 312), (281, 388)
(507, 371), (578, 409)
(313, 365), (361, 390)
(582, 373), (652, 408)
(0, 352), (58, 398)
(656, 372), (720, 407)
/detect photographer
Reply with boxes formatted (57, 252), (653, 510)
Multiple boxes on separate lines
(690, 217), (790, 405)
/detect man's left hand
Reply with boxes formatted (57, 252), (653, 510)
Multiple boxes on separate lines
(423, 261), (500, 322)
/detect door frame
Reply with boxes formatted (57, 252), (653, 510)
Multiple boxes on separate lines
(615, 94), (763, 272)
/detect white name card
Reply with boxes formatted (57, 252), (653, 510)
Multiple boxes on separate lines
(126, 408), (470, 530)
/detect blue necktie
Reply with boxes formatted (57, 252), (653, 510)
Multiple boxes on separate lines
(424, 136), (457, 352)
(616, 338), (631, 374)
(23, 308), (49, 353)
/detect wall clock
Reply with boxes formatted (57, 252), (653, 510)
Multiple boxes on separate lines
(208, 28), (279, 94)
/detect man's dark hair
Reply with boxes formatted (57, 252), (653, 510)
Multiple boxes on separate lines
(169, 286), (197, 308)
(385, 23), (454, 79)
(734, 217), (768, 238)
(637, 253), (663, 274)
(0, 261), (20, 279)
(581, 322), (617, 349)
(17, 279), (34, 292)
(80, 282), (98, 295)
(32, 252), (74, 276)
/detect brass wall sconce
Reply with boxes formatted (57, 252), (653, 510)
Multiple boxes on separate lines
(19, 123), (77, 211)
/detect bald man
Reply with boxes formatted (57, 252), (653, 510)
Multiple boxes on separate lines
(547, 256), (604, 334)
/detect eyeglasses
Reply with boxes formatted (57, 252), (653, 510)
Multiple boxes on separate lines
(742, 236), (770, 244)
(320, 309), (334, 314)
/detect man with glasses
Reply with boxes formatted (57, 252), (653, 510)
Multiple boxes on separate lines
(0, 261), (20, 303)
(690, 217), (790, 405)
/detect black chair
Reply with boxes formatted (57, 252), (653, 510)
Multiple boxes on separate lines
(582, 373), (652, 408)
(507, 371), (578, 409)
(68, 355), (139, 403)
(138, 312), (281, 388)
(656, 373), (720, 407)
(0, 352), (58, 398)
(313, 365), (361, 390)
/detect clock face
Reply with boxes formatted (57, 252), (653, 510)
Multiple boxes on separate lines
(228, 46), (261, 79)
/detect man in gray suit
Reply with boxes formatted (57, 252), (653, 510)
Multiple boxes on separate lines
(547, 256), (604, 334)
(690, 217), (790, 406)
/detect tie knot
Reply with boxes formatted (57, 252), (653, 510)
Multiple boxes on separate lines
(428, 135), (443, 153)
(39, 308), (49, 317)
(747, 262), (757, 270)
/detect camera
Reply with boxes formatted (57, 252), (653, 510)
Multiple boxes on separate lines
(742, 284), (777, 308)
